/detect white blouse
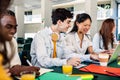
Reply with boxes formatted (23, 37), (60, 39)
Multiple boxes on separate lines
(64, 32), (92, 62)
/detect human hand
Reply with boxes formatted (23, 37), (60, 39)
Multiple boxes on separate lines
(90, 53), (99, 61)
(5, 69), (11, 76)
(67, 58), (81, 67)
(9, 65), (40, 76)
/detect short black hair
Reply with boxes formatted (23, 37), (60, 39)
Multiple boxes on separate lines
(51, 8), (73, 25)
(1, 10), (15, 17)
(71, 13), (92, 32)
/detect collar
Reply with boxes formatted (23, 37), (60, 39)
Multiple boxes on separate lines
(74, 32), (88, 42)
(48, 27), (53, 35)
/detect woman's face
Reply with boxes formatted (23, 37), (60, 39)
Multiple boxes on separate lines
(77, 19), (91, 34)
(112, 26), (116, 33)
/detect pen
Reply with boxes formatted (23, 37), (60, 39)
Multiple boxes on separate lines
(26, 59), (32, 66)
(104, 70), (120, 76)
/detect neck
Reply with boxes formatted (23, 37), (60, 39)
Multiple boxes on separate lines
(51, 25), (60, 34)
(77, 31), (84, 41)
(0, 36), (5, 43)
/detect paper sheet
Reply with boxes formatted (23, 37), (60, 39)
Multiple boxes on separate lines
(39, 68), (54, 75)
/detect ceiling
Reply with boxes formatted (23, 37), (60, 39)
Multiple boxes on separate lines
(10, 0), (75, 11)
(9, 0), (120, 11)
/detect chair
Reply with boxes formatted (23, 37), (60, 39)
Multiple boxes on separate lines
(17, 37), (24, 44)
(25, 38), (33, 44)
(19, 43), (32, 65)
(19, 50), (31, 66)
(23, 43), (31, 51)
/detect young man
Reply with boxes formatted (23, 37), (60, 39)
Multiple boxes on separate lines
(0, 10), (40, 76)
(30, 8), (80, 68)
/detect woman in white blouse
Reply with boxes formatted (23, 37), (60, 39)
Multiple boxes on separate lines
(93, 18), (116, 53)
(64, 13), (98, 62)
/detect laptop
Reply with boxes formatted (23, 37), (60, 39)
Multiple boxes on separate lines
(75, 44), (120, 68)
(108, 44), (120, 64)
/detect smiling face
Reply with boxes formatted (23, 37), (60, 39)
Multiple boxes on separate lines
(58, 18), (72, 33)
(77, 19), (91, 34)
(0, 15), (17, 41)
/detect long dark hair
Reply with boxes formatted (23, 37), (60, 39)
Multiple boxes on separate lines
(70, 13), (92, 32)
(99, 18), (115, 50)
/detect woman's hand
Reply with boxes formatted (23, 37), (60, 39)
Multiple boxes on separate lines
(90, 53), (99, 61)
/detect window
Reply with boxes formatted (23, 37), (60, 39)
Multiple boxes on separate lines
(66, 7), (74, 12)
(24, 11), (32, 23)
(118, 4), (120, 33)
(24, 11), (42, 24)
(97, 4), (112, 20)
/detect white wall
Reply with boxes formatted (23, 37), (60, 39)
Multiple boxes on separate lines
(23, 0), (117, 38)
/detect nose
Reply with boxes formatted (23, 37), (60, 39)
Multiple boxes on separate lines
(10, 28), (16, 35)
(68, 24), (71, 28)
(86, 25), (90, 30)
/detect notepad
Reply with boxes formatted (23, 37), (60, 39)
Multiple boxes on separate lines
(39, 68), (53, 75)
(80, 64), (120, 77)
(69, 74), (94, 80)
(36, 72), (80, 80)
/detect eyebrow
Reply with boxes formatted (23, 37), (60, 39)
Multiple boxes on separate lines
(8, 24), (18, 27)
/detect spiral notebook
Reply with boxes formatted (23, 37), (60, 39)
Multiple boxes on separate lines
(80, 64), (120, 77)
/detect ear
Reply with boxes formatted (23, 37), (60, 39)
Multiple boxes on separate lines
(57, 20), (62, 25)
(76, 22), (79, 26)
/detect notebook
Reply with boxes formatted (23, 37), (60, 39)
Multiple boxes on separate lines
(108, 44), (120, 64)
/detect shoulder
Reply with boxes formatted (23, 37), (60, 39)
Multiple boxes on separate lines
(66, 32), (75, 38)
(93, 33), (101, 38)
(34, 27), (49, 39)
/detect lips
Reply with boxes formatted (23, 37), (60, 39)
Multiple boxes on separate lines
(8, 34), (14, 39)
(84, 29), (88, 33)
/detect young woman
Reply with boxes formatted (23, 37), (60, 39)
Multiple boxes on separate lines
(93, 18), (116, 53)
(64, 13), (98, 62)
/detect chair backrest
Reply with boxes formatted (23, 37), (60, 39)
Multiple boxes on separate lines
(23, 43), (31, 51)
(17, 37), (24, 44)
(19, 50), (31, 66)
(25, 38), (33, 44)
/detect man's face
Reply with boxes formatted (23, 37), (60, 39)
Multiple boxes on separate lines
(0, 15), (17, 41)
(58, 18), (72, 33)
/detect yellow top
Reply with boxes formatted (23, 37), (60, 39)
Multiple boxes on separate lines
(0, 54), (12, 80)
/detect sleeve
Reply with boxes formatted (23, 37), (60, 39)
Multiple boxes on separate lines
(92, 33), (105, 53)
(31, 33), (67, 68)
(63, 34), (91, 62)
(10, 38), (21, 67)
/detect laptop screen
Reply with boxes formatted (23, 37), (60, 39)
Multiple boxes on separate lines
(108, 44), (120, 64)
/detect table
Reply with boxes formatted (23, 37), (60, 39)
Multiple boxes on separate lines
(13, 60), (120, 80)
(51, 60), (120, 80)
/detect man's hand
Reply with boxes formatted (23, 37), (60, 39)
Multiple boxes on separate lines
(9, 65), (40, 76)
(67, 58), (81, 67)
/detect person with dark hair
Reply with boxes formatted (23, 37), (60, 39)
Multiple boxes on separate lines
(30, 8), (80, 68)
(0, 0), (12, 13)
(0, 10), (40, 77)
(64, 13), (98, 62)
(93, 18), (116, 53)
